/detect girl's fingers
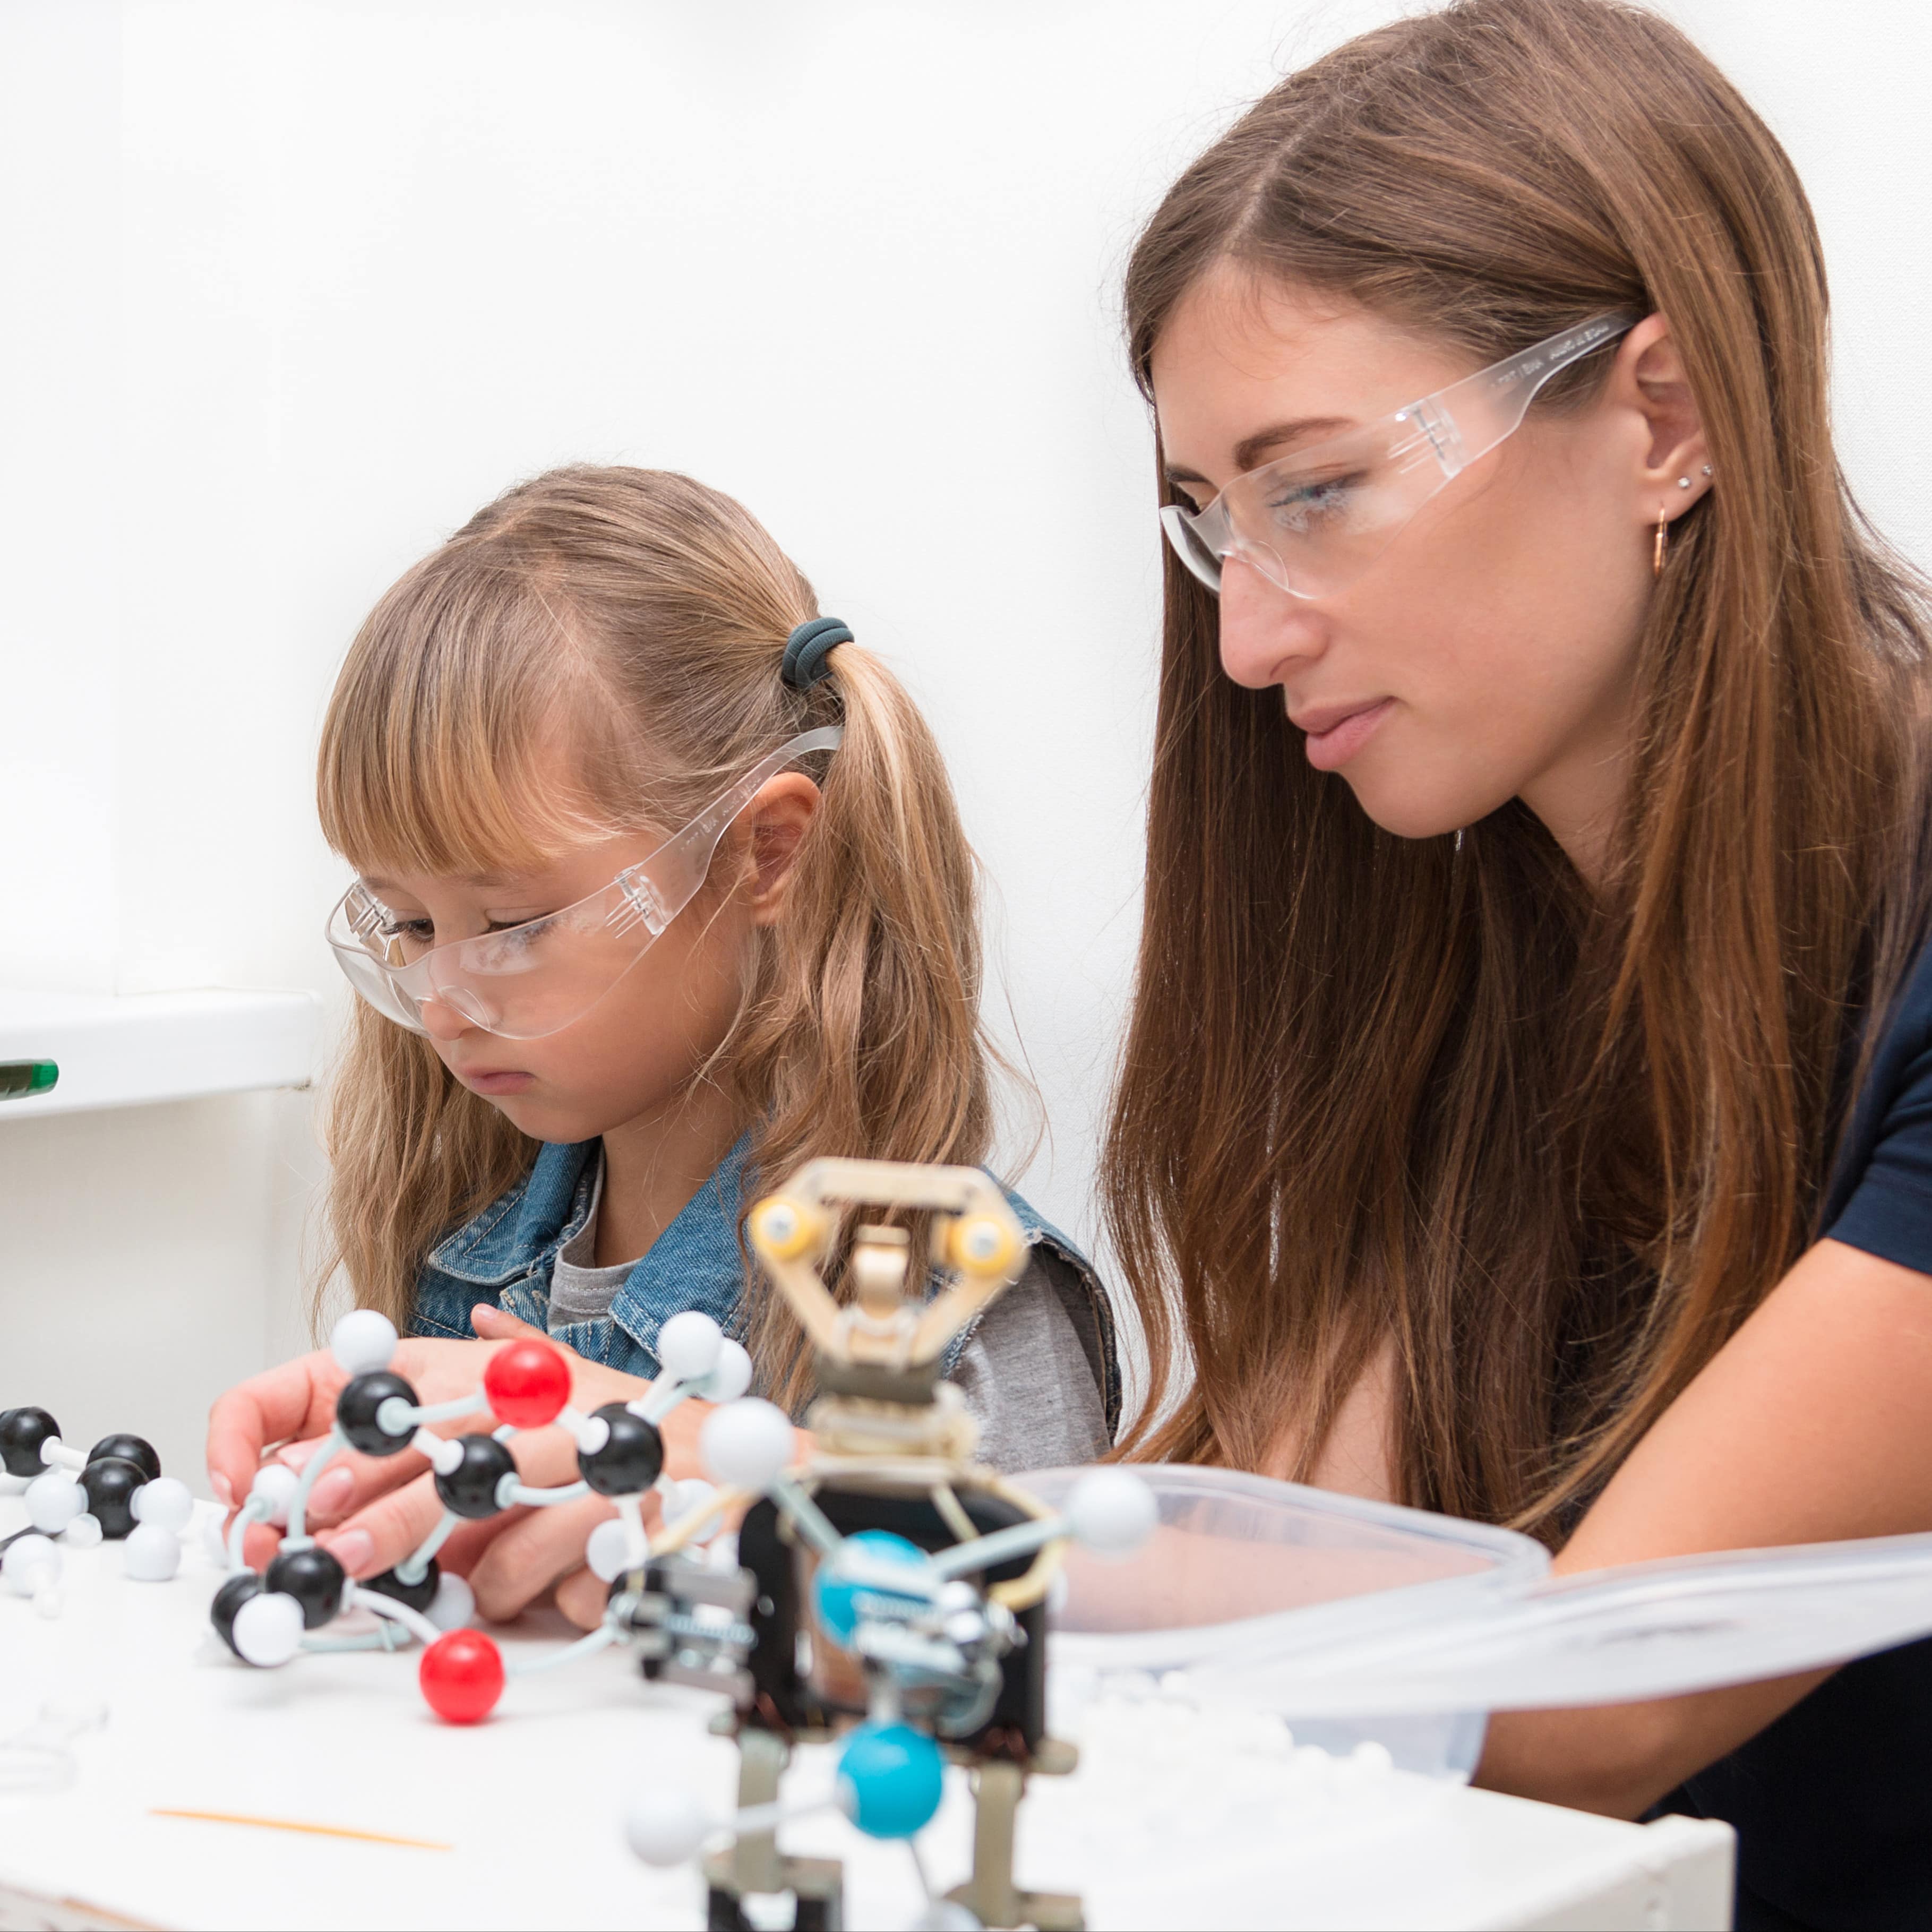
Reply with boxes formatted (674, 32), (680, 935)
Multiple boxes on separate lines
(317, 1469), (523, 1582)
(205, 1354), (345, 1513)
(471, 1303), (549, 1343)
(555, 1564), (610, 1632)
(465, 1491), (614, 1622)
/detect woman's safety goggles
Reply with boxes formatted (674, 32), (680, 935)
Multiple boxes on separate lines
(1158, 310), (1637, 600)
(326, 725), (843, 1040)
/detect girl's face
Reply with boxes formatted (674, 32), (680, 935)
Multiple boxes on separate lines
(357, 770), (818, 1144)
(1149, 265), (1707, 875)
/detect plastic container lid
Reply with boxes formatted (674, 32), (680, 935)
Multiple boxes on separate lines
(1025, 1464), (1549, 1677)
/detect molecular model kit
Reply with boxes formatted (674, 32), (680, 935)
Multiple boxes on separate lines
(185, 1156), (1153, 1931)
(0, 1407), (198, 1610)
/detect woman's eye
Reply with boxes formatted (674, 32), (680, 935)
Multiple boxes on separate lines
(1265, 473), (1361, 531)
(386, 917), (435, 944)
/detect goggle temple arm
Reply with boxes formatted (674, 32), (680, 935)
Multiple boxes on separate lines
(1433, 309), (1641, 474)
(608, 724), (846, 933)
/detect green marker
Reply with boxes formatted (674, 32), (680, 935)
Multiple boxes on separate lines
(0, 1060), (57, 1101)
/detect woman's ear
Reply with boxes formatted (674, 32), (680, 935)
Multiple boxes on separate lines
(743, 772), (822, 926)
(1608, 313), (1710, 530)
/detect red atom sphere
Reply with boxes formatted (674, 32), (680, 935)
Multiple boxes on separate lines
(419, 1629), (505, 1724)
(483, 1337), (572, 1428)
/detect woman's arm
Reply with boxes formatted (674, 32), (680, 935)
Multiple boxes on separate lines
(1475, 1236), (1932, 1817)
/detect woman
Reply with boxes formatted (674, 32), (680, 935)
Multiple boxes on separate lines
(1106, 1), (1932, 1925)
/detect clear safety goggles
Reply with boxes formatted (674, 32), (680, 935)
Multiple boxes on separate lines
(326, 725), (843, 1040)
(1159, 311), (1637, 600)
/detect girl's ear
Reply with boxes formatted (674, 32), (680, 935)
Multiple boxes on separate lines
(744, 772), (823, 926)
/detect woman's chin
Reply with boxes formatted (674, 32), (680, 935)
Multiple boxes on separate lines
(1344, 783), (1479, 844)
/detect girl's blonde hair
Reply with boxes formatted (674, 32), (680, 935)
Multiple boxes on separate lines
(1107, 0), (1932, 1536)
(317, 465), (997, 1407)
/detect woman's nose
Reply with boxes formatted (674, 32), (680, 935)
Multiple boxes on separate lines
(1216, 556), (1327, 691)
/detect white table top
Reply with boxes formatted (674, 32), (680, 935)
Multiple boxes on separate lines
(0, 1497), (1733, 1931)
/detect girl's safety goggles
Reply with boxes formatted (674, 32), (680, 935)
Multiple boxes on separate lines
(326, 725), (842, 1040)
(1159, 310), (1638, 600)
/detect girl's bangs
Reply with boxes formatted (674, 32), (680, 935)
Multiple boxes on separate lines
(317, 555), (638, 879)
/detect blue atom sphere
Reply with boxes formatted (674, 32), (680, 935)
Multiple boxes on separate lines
(836, 1722), (946, 1839)
(812, 1529), (928, 1646)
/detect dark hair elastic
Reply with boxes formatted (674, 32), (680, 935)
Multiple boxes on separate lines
(781, 616), (852, 691)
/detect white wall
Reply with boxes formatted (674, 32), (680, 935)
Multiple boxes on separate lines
(3, 0), (1927, 1486)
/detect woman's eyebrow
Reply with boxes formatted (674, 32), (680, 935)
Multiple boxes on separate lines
(1163, 416), (1359, 492)
(1231, 415), (1354, 473)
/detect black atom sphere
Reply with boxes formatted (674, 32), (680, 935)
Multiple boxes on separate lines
(336, 1371), (421, 1456)
(265, 1544), (347, 1629)
(578, 1405), (664, 1496)
(87, 1432), (161, 1482)
(434, 1433), (517, 1519)
(79, 1456), (147, 1539)
(0, 1407), (59, 1479)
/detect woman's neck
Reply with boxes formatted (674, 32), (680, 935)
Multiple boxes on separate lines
(1516, 690), (1637, 893)
(593, 1080), (746, 1269)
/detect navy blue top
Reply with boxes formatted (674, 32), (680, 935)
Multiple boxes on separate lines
(1661, 930), (1932, 1932)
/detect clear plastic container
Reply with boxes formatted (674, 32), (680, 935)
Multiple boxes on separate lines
(1025, 1464), (1549, 1779)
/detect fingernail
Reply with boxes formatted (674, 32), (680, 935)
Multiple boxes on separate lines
(307, 1466), (354, 1515)
(319, 1528), (374, 1575)
(210, 1471), (234, 1507)
(278, 1440), (320, 1471)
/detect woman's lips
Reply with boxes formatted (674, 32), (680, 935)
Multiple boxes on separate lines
(1296, 698), (1394, 772)
(459, 1069), (536, 1095)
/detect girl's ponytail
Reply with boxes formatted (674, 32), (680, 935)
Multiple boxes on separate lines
(729, 636), (999, 1413)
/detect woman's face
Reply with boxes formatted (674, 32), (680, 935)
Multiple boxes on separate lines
(1149, 265), (1705, 871)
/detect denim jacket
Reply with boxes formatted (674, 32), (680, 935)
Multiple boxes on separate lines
(410, 1134), (1122, 1430)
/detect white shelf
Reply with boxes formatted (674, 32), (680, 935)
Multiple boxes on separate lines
(0, 986), (322, 1118)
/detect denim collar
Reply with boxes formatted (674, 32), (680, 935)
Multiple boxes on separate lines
(416, 1133), (753, 1375)
(414, 1131), (1101, 1390)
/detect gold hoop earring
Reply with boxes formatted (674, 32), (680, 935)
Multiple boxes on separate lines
(1653, 506), (1668, 579)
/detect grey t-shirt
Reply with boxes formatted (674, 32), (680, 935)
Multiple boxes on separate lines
(546, 1154), (1110, 1472)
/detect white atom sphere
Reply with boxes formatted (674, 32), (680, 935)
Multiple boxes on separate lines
(664, 1477), (718, 1522)
(698, 1337), (753, 1403)
(248, 1462), (301, 1528)
(231, 1589), (306, 1667)
(623, 1788), (709, 1867)
(586, 1517), (640, 1584)
(131, 1475), (195, 1533)
(656, 1310), (724, 1382)
(1064, 1470), (1158, 1559)
(428, 1572), (476, 1632)
(699, 1399), (793, 1490)
(912, 1904), (983, 1931)
(63, 1513), (103, 1550)
(24, 1472), (85, 1535)
(122, 1522), (182, 1583)
(330, 1307), (399, 1377)
(2, 1534), (60, 1595)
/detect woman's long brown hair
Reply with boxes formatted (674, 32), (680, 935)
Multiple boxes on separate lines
(316, 466), (1000, 1411)
(1106, 0), (1932, 1538)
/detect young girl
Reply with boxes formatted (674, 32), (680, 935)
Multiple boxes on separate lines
(208, 465), (1117, 1630)
(1109, 1), (1932, 1924)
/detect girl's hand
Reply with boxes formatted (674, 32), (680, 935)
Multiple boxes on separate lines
(287, 1307), (746, 1623)
(206, 1330), (545, 1565)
